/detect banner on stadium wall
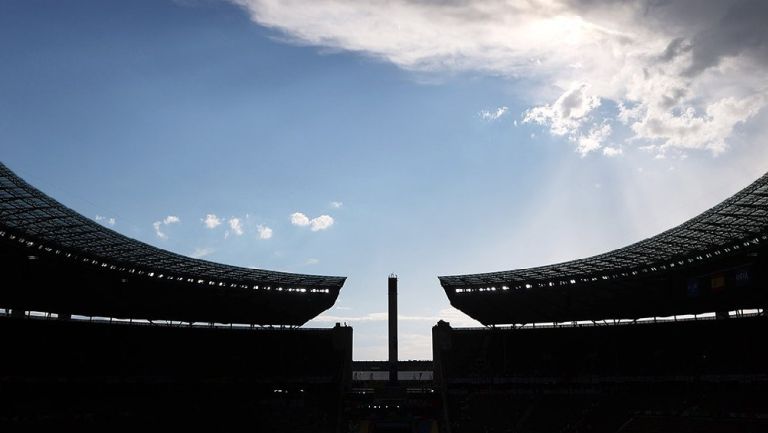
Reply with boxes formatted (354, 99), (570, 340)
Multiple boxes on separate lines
(686, 266), (751, 297)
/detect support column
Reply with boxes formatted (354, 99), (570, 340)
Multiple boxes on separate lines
(388, 274), (398, 384)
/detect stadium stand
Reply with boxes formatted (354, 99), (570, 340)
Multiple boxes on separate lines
(0, 315), (352, 431)
(0, 162), (352, 431)
(6, 157), (768, 432)
(433, 315), (768, 433)
(345, 361), (440, 433)
(0, 162), (345, 326)
(434, 171), (768, 432)
(440, 172), (768, 325)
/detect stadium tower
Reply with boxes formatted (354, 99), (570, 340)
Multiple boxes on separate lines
(388, 273), (398, 384)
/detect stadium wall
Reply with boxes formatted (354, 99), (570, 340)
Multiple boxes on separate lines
(432, 316), (768, 432)
(0, 315), (353, 431)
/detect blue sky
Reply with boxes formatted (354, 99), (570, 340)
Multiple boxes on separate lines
(2, 0), (768, 359)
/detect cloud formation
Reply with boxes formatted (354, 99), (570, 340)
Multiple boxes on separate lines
(94, 215), (116, 227)
(309, 214), (334, 231)
(153, 215), (180, 239)
(314, 307), (479, 327)
(524, 83), (601, 134)
(204, 212), (273, 239)
(191, 247), (214, 259)
(227, 217), (244, 236)
(290, 212), (310, 226)
(479, 106), (509, 121)
(231, 0), (768, 156)
(291, 211), (335, 231)
(602, 146), (623, 157)
(203, 214), (222, 229)
(524, 83), (613, 155)
(577, 122), (612, 156)
(256, 224), (273, 239)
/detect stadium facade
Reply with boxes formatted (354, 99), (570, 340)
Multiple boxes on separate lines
(3, 160), (768, 432)
(434, 172), (768, 432)
(0, 163), (346, 326)
(439, 172), (768, 325)
(0, 162), (353, 431)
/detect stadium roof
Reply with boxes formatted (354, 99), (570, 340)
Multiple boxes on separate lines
(0, 162), (345, 325)
(440, 171), (768, 325)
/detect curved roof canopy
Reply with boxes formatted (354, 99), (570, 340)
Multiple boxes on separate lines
(0, 163), (345, 325)
(440, 172), (768, 325)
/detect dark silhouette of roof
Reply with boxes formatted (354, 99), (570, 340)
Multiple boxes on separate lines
(440, 171), (768, 324)
(0, 162), (345, 325)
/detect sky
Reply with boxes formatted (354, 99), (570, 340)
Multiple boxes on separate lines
(2, 0), (768, 360)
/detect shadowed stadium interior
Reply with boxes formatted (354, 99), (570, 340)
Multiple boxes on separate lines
(432, 170), (768, 432)
(2, 161), (768, 432)
(432, 315), (768, 433)
(0, 162), (353, 432)
(0, 316), (353, 431)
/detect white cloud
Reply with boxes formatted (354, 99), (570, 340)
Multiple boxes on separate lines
(576, 122), (612, 156)
(314, 312), (388, 323)
(290, 212), (310, 226)
(231, 0), (616, 74)
(399, 333), (433, 360)
(191, 247), (214, 259)
(206, 213), (271, 239)
(602, 146), (623, 157)
(95, 215), (116, 226)
(479, 106), (509, 121)
(203, 214), (222, 229)
(434, 307), (482, 327)
(257, 224), (273, 239)
(330, 201), (343, 208)
(313, 307), (479, 326)
(310, 214), (334, 231)
(625, 94), (767, 155)
(152, 215), (179, 240)
(524, 83), (601, 137)
(291, 211), (335, 231)
(524, 86), (612, 156)
(230, 0), (768, 156)
(306, 258), (319, 265)
(153, 221), (165, 239)
(228, 217), (244, 236)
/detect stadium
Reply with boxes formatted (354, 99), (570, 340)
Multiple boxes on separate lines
(0, 162), (353, 431)
(2, 157), (767, 432)
(434, 171), (768, 432)
(4, 0), (768, 431)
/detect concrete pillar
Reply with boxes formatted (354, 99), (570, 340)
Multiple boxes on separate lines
(388, 274), (398, 384)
